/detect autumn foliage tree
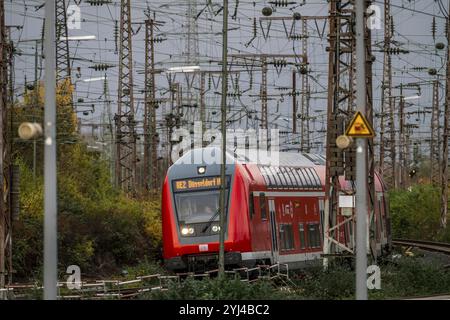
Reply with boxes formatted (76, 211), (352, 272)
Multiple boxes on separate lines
(12, 80), (162, 280)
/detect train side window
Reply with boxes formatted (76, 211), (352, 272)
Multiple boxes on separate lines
(299, 223), (306, 249)
(308, 223), (321, 248)
(259, 193), (267, 220)
(318, 199), (325, 235)
(279, 224), (295, 251)
(249, 194), (254, 219)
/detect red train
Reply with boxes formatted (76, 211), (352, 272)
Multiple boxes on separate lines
(162, 147), (391, 271)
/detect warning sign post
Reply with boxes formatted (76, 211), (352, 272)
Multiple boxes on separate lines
(345, 111), (375, 138)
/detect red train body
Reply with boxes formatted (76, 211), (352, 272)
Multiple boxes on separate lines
(162, 147), (390, 271)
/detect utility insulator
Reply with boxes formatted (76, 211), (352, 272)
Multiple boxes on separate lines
(268, 1), (297, 7)
(385, 48), (409, 55)
(289, 34), (305, 40)
(114, 20), (119, 54)
(89, 63), (115, 71)
(85, 0), (112, 5)
(271, 59), (287, 67)
(432, 17), (437, 41)
(151, 37), (167, 43)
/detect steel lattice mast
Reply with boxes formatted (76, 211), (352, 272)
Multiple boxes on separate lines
(441, 2), (450, 228)
(324, 0), (376, 264)
(144, 19), (158, 193)
(184, 0), (200, 121)
(324, 0), (356, 262)
(115, 0), (137, 193)
(55, 0), (71, 82)
(379, 0), (396, 189)
(186, 0), (199, 65)
(300, 18), (311, 153)
(431, 80), (441, 185)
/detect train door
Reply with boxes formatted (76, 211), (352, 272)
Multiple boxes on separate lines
(268, 199), (278, 263)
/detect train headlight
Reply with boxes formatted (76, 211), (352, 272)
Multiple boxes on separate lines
(197, 166), (206, 174)
(181, 226), (195, 236)
(212, 225), (220, 232)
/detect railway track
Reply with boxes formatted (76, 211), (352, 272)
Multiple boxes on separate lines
(1, 263), (289, 300)
(403, 293), (450, 300)
(392, 238), (450, 255)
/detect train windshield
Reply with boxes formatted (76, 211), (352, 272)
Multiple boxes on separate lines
(174, 190), (227, 224)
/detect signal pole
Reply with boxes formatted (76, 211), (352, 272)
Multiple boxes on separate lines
(44, 0), (58, 300)
(292, 69), (297, 134)
(355, 0), (368, 300)
(218, 0), (228, 278)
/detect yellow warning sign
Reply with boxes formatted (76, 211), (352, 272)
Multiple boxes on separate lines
(345, 111), (375, 138)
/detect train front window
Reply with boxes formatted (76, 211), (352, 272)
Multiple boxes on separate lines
(174, 190), (227, 224)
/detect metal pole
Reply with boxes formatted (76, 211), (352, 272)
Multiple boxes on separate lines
(292, 70), (296, 134)
(355, 0), (368, 300)
(218, 0), (228, 278)
(44, 0), (57, 300)
(441, 0), (450, 229)
(33, 40), (38, 181)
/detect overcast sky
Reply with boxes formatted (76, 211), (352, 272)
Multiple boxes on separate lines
(5, 0), (449, 156)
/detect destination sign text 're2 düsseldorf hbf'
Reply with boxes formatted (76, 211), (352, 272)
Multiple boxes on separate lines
(173, 176), (230, 192)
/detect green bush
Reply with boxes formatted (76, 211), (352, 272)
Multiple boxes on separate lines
(369, 255), (450, 299)
(389, 184), (450, 241)
(292, 264), (355, 299)
(145, 276), (291, 300)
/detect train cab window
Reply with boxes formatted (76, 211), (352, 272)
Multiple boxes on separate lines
(174, 190), (226, 224)
(249, 193), (255, 219)
(299, 223), (306, 249)
(308, 223), (322, 248)
(259, 193), (267, 220)
(279, 224), (295, 251)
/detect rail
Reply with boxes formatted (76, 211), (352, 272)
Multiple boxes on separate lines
(392, 238), (450, 255)
(0, 263), (290, 300)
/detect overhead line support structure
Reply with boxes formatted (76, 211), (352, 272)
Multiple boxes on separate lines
(0, 0), (12, 294)
(323, 0), (376, 267)
(115, 0), (137, 194)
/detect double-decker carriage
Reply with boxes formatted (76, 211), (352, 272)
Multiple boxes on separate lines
(161, 147), (390, 271)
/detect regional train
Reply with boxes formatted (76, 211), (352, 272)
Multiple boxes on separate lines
(161, 147), (391, 271)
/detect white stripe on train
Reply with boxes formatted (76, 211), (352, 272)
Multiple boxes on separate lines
(241, 250), (322, 263)
(252, 191), (326, 197)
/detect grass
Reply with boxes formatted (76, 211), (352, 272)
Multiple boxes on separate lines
(140, 252), (450, 300)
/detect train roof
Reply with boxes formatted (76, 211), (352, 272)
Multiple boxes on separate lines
(173, 147), (326, 168)
(171, 147), (384, 192)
